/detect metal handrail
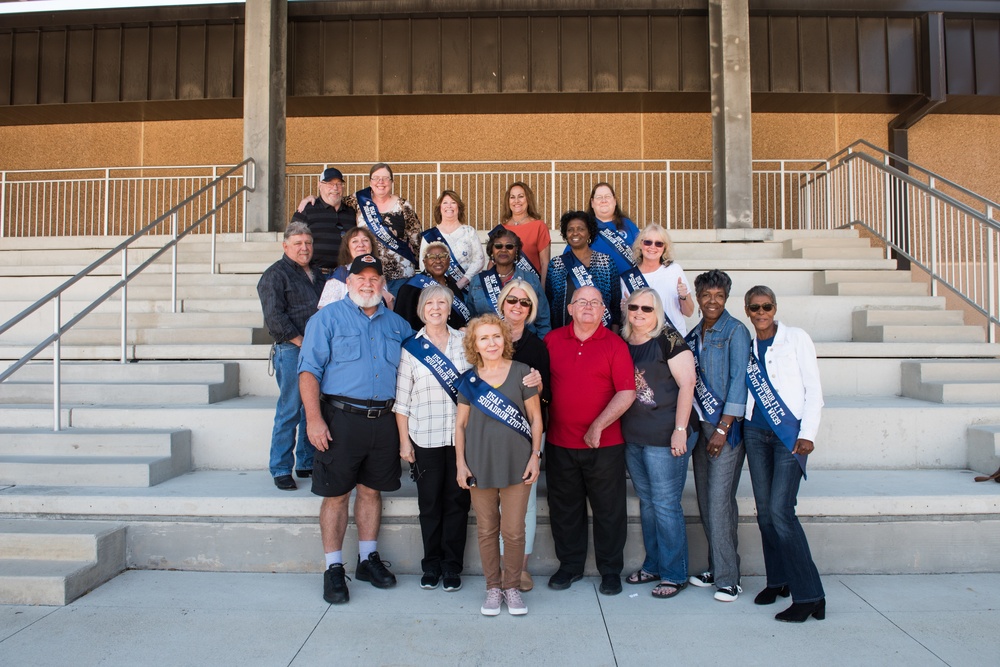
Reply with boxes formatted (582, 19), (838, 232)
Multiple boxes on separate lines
(801, 143), (999, 342)
(0, 159), (256, 430)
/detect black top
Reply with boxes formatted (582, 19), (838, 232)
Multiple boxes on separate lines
(394, 273), (468, 332)
(513, 329), (551, 428)
(256, 254), (324, 343)
(292, 198), (358, 271)
(621, 327), (696, 447)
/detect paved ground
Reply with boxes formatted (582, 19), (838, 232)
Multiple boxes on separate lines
(2, 570), (998, 666)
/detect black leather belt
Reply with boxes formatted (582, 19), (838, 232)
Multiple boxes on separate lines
(321, 394), (394, 419)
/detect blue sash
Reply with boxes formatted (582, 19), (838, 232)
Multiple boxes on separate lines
(745, 342), (807, 476)
(406, 273), (472, 324)
(402, 335), (462, 404)
(563, 253), (612, 327)
(477, 268), (504, 315)
(356, 187), (418, 266)
(685, 331), (742, 448)
(620, 266), (649, 297)
(490, 224), (539, 278)
(457, 370), (532, 443)
(421, 227), (466, 285)
(330, 266), (349, 284)
(596, 227), (634, 267)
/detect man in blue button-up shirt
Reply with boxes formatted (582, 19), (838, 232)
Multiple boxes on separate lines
(299, 254), (414, 605)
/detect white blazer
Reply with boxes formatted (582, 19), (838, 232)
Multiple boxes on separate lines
(745, 321), (824, 442)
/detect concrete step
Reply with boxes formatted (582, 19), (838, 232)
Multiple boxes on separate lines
(0, 380), (237, 405)
(79, 312), (263, 329)
(0, 469), (997, 575)
(817, 269), (915, 284)
(856, 309), (965, 327)
(784, 238), (875, 251)
(793, 246), (886, 260)
(0, 520), (126, 605)
(901, 360), (1000, 404)
(967, 425), (1000, 477)
(818, 282), (929, 296)
(853, 310), (985, 343)
(0, 428), (192, 487)
(8, 361), (239, 384)
(61, 326), (265, 346)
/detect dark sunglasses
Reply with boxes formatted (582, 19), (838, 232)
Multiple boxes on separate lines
(747, 303), (775, 313)
(627, 304), (655, 313)
(641, 239), (665, 248)
(504, 296), (532, 308)
(492, 242), (516, 250)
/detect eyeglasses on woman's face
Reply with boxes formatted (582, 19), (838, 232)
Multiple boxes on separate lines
(747, 303), (775, 313)
(493, 242), (516, 250)
(641, 239), (665, 248)
(504, 296), (532, 308)
(627, 304), (655, 313)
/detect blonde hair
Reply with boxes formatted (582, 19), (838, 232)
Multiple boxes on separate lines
(620, 287), (668, 341)
(632, 223), (673, 266)
(498, 278), (539, 326)
(463, 313), (514, 367)
(417, 283), (455, 324)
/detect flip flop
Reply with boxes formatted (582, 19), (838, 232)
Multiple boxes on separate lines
(651, 581), (687, 599)
(626, 569), (659, 585)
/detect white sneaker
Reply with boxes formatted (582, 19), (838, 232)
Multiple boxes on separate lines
(481, 587), (503, 616)
(714, 585), (743, 602)
(688, 572), (714, 588)
(503, 587), (528, 615)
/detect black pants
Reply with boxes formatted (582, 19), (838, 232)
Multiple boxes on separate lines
(545, 443), (627, 576)
(413, 442), (471, 575)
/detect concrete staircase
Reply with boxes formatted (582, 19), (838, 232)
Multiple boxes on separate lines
(1, 227), (999, 591)
(0, 519), (126, 605)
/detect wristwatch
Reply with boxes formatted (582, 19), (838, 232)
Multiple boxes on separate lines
(674, 427), (686, 432)
(715, 427), (727, 436)
(533, 450), (542, 459)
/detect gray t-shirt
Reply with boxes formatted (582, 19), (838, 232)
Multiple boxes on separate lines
(459, 361), (538, 489)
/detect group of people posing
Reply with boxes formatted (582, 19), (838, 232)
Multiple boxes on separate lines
(256, 163), (826, 623)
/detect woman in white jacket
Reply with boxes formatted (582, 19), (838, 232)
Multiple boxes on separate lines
(743, 285), (825, 623)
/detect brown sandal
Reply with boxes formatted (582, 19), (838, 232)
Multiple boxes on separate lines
(974, 466), (1000, 483)
(651, 581), (687, 599)
(626, 569), (659, 585)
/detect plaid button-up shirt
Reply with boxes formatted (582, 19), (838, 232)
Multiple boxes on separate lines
(257, 254), (324, 344)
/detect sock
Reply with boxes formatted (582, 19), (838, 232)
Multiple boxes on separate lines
(358, 541), (377, 561)
(325, 551), (342, 568)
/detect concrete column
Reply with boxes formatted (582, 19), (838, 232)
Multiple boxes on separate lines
(709, 0), (753, 230)
(243, 0), (287, 233)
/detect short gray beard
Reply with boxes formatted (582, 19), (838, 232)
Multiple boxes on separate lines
(349, 290), (382, 309)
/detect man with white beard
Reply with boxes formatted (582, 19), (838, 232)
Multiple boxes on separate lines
(299, 254), (414, 604)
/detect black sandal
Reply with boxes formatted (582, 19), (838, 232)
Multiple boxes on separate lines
(651, 581), (687, 599)
(626, 569), (659, 585)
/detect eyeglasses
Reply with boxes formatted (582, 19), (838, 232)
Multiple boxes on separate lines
(747, 303), (775, 313)
(492, 243), (516, 250)
(642, 239), (665, 248)
(504, 296), (533, 308)
(592, 195), (615, 202)
(572, 299), (604, 309)
(370, 176), (391, 183)
(627, 304), (655, 313)
(425, 253), (449, 261)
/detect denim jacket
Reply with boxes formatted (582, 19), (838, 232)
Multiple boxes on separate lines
(689, 309), (752, 418)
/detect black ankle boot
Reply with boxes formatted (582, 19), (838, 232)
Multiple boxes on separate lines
(753, 585), (790, 605)
(775, 598), (825, 622)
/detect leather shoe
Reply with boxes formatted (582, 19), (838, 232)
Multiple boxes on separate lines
(323, 563), (350, 604)
(356, 551), (397, 588)
(295, 469), (312, 479)
(547, 569), (583, 590)
(775, 598), (826, 622)
(599, 574), (622, 596)
(754, 584), (791, 605)
(273, 475), (296, 490)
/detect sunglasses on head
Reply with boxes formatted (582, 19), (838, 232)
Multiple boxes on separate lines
(493, 242), (516, 250)
(504, 296), (532, 308)
(641, 239), (665, 248)
(627, 304), (655, 313)
(747, 303), (775, 313)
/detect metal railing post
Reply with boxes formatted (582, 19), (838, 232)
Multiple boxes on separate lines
(121, 250), (128, 363)
(928, 179), (938, 297)
(210, 166), (218, 275)
(103, 168), (111, 236)
(989, 205), (997, 344)
(52, 294), (61, 432)
(780, 161), (787, 229)
(0, 170), (6, 238)
(847, 157), (856, 224)
(665, 161), (672, 229)
(824, 161), (833, 229)
(436, 162), (441, 198)
(550, 161), (556, 230)
(171, 212), (178, 314)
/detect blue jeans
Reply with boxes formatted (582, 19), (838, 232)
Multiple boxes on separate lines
(268, 342), (313, 477)
(625, 439), (692, 584)
(743, 425), (824, 603)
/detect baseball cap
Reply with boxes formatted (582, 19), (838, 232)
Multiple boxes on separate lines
(320, 167), (345, 183)
(348, 254), (383, 276)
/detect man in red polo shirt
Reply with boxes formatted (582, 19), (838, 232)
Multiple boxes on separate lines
(544, 285), (637, 596)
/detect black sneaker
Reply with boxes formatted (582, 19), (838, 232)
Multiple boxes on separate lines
(599, 574), (622, 596)
(420, 572), (441, 589)
(273, 475), (296, 491)
(323, 563), (350, 604)
(356, 551), (397, 588)
(295, 469), (312, 479)
(688, 572), (714, 588)
(442, 573), (462, 592)
(547, 569), (583, 590)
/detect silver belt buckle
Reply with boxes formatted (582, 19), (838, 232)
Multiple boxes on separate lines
(366, 407), (380, 419)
